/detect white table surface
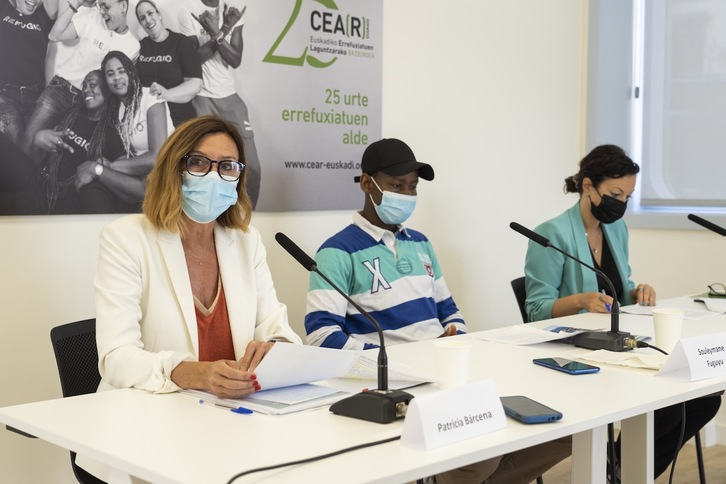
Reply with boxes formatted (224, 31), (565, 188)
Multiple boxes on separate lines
(1, 296), (725, 484)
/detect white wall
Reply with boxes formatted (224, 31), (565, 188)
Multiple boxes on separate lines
(2, 1), (724, 482)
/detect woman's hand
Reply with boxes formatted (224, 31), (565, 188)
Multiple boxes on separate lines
(579, 292), (613, 314)
(149, 82), (168, 101)
(34, 129), (74, 154)
(201, 360), (260, 399)
(633, 284), (656, 306)
(238, 341), (275, 374)
(74, 160), (97, 190)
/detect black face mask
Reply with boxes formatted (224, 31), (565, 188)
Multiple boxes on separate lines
(590, 190), (627, 224)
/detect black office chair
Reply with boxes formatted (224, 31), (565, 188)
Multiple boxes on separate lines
(509, 277), (708, 484)
(50, 319), (106, 484)
(694, 431), (706, 484)
(511, 276), (529, 324)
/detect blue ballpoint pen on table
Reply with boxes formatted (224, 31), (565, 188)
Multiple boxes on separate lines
(601, 289), (611, 312)
(199, 399), (254, 414)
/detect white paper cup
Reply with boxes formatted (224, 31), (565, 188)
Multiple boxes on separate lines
(433, 340), (472, 389)
(652, 308), (684, 354)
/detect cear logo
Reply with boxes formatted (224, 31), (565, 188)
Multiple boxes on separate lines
(263, 0), (368, 68)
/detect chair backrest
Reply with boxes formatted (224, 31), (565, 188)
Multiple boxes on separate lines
(50, 319), (101, 398)
(511, 277), (529, 324)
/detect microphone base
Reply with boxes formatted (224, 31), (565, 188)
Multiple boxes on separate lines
(330, 389), (414, 424)
(572, 330), (632, 352)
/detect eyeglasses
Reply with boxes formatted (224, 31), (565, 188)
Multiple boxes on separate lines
(97, 0), (121, 13)
(183, 154), (245, 182)
(708, 283), (726, 297)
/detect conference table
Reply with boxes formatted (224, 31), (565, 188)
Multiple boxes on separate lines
(1, 296), (725, 484)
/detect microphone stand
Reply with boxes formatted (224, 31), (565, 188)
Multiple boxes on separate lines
(546, 245), (631, 352)
(275, 233), (413, 423)
(313, 268), (413, 423)
(509, 222), (631, 352)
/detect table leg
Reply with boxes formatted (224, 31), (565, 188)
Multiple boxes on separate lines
(620, 411), (654, 484)
(572, 425), (608, 484)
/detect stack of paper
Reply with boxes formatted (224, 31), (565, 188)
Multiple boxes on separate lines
(182, 343), (433, 415)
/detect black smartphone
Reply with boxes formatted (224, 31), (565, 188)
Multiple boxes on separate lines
(533, 357), (600, 375)
(500, 395), (563, 424)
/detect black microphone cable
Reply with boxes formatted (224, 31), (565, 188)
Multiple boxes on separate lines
(226, 435), (401, 483)
(623, 337), (669, 355)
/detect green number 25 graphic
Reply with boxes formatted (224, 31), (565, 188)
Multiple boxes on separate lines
(263, 0), (339, 68)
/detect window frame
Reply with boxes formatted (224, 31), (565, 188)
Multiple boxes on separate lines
(586, 0), (726, 230)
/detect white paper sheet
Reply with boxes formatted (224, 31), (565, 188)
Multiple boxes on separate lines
(248, 384), (342, 405)
(576, 349), (668, 370)
(697, 298), (726, 314)
(620, 304), (719, 320)
(475, 324), (605, 345)
(346, 352), (434, 382)
(253, 343), (358, 389)
(182, 386), (351, 415)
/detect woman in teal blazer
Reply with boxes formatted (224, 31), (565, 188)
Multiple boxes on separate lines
(524, 144), (720, 479)
(525, 145), (654, 322)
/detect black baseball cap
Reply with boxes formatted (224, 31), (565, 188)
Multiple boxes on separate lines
(354, 138), (435, 182)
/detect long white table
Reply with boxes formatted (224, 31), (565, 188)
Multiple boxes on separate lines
(1, 297), (725, 484)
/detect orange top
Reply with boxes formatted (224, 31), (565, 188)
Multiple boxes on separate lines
(195, 284), (235, 362)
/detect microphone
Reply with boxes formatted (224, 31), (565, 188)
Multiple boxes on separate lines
(274, 232), (413, 423)
(688, 214), (726, 237)
(510, 222), (631, 352)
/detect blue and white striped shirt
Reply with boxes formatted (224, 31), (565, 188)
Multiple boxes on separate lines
(305, 212), (466, 350)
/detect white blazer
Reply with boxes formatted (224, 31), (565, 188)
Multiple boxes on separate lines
(94, 214), (302, 393)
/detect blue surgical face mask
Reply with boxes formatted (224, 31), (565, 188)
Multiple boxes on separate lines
(181, 173), (239, 224)
(369, 177), (416, 225)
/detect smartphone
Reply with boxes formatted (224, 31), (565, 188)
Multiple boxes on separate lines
(500, 395), (563, 424)
(533, 357), (600, 375)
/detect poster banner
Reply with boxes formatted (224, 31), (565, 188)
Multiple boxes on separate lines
(242, 0), (382, 211)
(0, 0), (381, 215)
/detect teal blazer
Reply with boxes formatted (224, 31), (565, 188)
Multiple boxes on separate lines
(524, 202), (634, 322)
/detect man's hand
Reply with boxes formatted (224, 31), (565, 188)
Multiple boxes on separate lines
(439, 325), (459, 338)
(191, 8), (221, 37)
(222, 4), (245, 30)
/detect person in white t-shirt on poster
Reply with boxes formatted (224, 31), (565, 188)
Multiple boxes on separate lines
(22, 0), (139, 158)
(44, 1), (100, 85)
(83, 49), (173, 210)
(178, 0), (261, 208)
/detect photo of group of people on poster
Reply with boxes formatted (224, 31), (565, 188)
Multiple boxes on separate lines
(1, 0), (254, 215)
(0, 0), (382, 215)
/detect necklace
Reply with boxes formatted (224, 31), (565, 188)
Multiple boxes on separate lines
(184, 249), (207, 266)
(182, 234), (215, 267)
(585, 230), (600, 254)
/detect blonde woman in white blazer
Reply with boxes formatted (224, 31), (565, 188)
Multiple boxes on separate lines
(94, 115), (301, 399)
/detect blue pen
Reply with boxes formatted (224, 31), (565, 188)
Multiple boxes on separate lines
(199, 399), (254, 414)
(601, 289), (611, 312)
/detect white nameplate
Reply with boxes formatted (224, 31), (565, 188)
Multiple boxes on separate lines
(656, 332), (726, 381)
(400, 379), (506, 450)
